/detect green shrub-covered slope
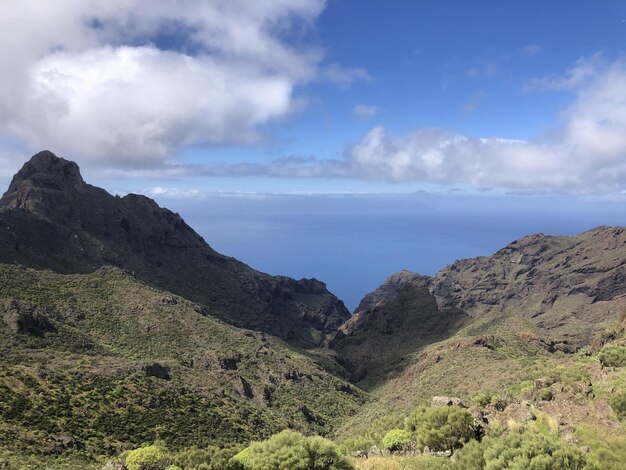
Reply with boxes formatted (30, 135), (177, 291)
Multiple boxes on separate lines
(0, 263), (365, 467)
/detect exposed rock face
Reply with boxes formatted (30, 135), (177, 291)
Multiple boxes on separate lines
(0, 151), (349, 347)
(329, 270), (467, 384)
(431, 396), (466, 407)
(1, 299), (56, 336)
(432, 227), (626, 346)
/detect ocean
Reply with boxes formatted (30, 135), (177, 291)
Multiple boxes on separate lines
(162, 193), (626, 311)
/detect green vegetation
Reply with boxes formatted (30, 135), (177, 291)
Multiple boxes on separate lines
(598, 343), (626, 367)
(381, 429), (412, 452)
(239, 430), (352, 470)
(453, 429), (586, 470)
(126, 445), (170, 470)
(609, 389), (626, 420)
(172, 446), (243, 470)
(0, 264), (364, 466)
(407, 407), (475, 452)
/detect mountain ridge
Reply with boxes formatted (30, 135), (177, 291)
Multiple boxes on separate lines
(0, 151), (349, 348)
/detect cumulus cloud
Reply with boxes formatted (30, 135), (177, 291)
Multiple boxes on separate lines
(338, 57), (626, 193)
(183, 56), (626, 194)
(0, 0), (330, 166)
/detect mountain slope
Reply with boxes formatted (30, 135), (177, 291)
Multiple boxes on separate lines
(0, 263), (365, 464)
(334, 228), (626, 441)
(432, 227), (626, 347)
(0, 151), (349, 348)
(328, 270), (467, 386)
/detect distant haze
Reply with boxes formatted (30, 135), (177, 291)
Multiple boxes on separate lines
(160, 193), (626, 311)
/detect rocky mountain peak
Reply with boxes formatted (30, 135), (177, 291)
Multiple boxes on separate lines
(354, 270), (430, 314)
(1, 151), (85, 208)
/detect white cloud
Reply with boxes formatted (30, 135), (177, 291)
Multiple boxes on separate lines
(335, 57), (626, 193)
(0, 0), (329, 167)
(142, 186), (203, 199)
(352, 105), (380, 119)
(525, 53), (604, 91)
(179, 56), (626, 194)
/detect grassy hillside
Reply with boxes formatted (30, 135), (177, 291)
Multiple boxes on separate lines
(0, 263), (365, 468)
(336, 308), (626, 457)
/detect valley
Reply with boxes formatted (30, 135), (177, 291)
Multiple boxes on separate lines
(0, 153), (624, 469)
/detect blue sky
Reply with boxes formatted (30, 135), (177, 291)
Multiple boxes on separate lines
(1, 1), (626, 307)
(1, 0), (626, 195)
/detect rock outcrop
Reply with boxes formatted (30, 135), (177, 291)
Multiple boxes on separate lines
(329, 270), (467, 384)
(432, 227), (626, 347)
(0, 151), (349, 347)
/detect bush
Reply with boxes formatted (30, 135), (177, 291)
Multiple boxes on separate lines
(239, 430), (353, 470)
(598, 344), (626, 367)
(453, 429), (586, 470)
(339, 436), (375, 454)
(381, 429), (412, 452)
(471, 392), (492, 407)
(126, 445), (170, 470)
(609, 389), (626, 420)
(407, 406), (475, 452)
(539, 388), (554, 401)
(171, 445), (242, 469)
(585, 440), (626, 470)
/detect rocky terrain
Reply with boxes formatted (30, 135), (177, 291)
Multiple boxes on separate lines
(0, 151), (625, 469)
(0, 151), (349, 348)
(432, 227), (626, 347)
(328, 271), (467, 385)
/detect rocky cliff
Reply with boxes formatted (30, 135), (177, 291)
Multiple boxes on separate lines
(328, 270), (467, 384)
(0, 151), (349, 347)
(331, 227), (626, 385)
(432, 227), (626, 347)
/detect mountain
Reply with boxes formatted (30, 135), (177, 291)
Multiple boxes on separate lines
(0, 151), (349, 348)
(432, 227), (626, 348)
(0, 263), (364, 464)
(1, 151), (625, 468)
(333, 228), (626, 446)
(0, 152), (368, 466)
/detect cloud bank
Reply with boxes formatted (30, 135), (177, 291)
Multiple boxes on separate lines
(189, 56), (626, 194)
(0, 0), (348, 166)
(339, 57), (626, 193)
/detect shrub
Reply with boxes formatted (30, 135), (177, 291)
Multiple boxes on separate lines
(453, 429), (586, 470)
(232, 447), (251, 468)
(584, 440), (626, 470)
(609, 389), (626, 420)
(339, 436), (375, 454)
(172, 445), (242, 470)
(126, 445), (170, 470)
(598, 344), (626, 367)
(539, 388), (554, 401)
(471, 392), (492, 407)
(240, 430), (353, 470)
(407, 406), (475, 452)
(381, 429), (412, 452)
